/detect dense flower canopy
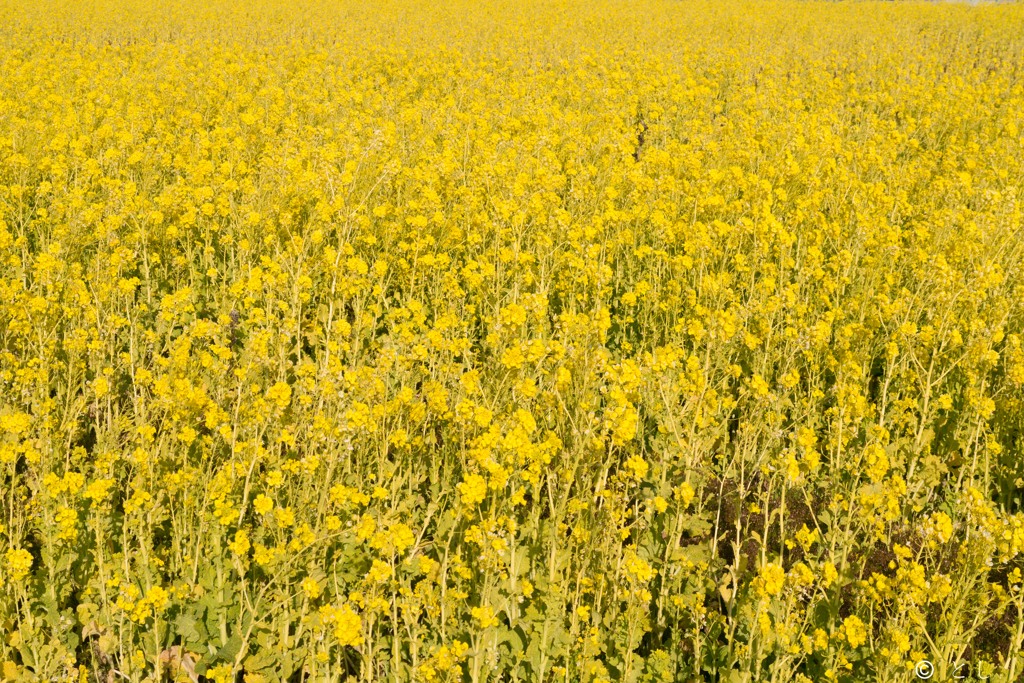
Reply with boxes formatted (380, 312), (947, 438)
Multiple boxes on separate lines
(1, 0), (1024, 682)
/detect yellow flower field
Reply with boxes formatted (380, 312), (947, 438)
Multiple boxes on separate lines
(1, 0), (1024, 681)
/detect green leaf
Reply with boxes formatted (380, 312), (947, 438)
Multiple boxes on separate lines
(75, 603), (99, 626)
(199, 564), (218, 592)
(36, 595), (59, 629)
(256, 630), (275, 650)
(680, 516), (712, 537)
(510, 545), (529, 579)
(278, 649), (309, 683)
(174, 614), (203, 646)
(497, 625), (525, 654)
(213, 633), (243, 664)
(812, 602), (833, 628)
(200, 607), (220, 644)
(672, 543), (710, 567)
(18, 641), (37, 669)
(524, 638), (541, 674)
(728, 669), (749, 683)
(243, 648), (277, 672)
